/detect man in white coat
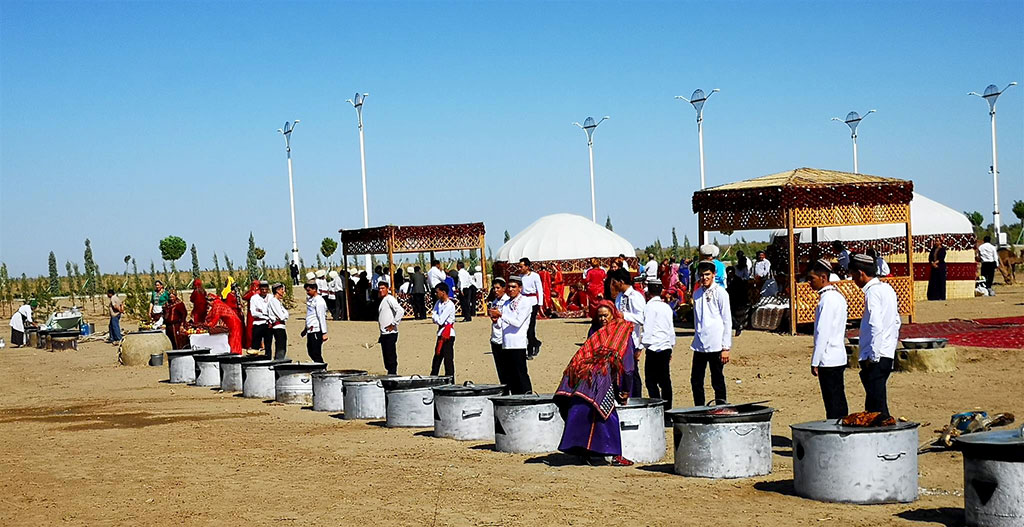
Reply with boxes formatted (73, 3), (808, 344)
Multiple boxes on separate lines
(488, 275), (533, 395)
(808, 259), (849, 419)
(849, 253), (900, 417)
(690, 261), (732, 406)
(610, 267), (645, 397)
(377, 281), (404, 375)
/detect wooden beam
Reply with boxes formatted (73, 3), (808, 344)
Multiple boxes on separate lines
(906, 205), (915, 324)
(478, 233), (488, 315)
(788, 209), (798, 335)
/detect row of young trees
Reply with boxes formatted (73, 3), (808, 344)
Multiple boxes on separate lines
(964, 200), (1024, 244)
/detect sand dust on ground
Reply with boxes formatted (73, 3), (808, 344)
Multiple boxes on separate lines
(1, 285), (1022, 526)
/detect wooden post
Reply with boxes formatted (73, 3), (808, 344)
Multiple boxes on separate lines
(788, 209), (798, 335)
(697, 213), (705, 254)
(387, 228), (396, 291)
(905, 205), (915, 324)
(341, 236), (351, 321)
(478, 234), (488, 316)
(811, 226), (819, 263)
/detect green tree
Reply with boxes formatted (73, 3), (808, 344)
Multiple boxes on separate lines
(605, 215), (614, 231)
(48, 252), (59, 294)
(0, 263), (10, 314)
(159, 235), (187, 287)
(123, 258), (149, 322)
(190, 244), (201, 279)
(65, 261), (76, 304)
(320, 237), (338, 267)
(503, 230), (511, 243)
(83, 238), (98, 301)
(149, 261), (157, 286)
(20, 273), (29, 301)
(671, 227), (680, 258)
(1013, 200), (1024, 223)
(965, 211), (984, 227)
(315, 254), (324, 269)
(212, 253), (224, 291)
(71, 263), (82, 303)
(246, 232), (259, 282)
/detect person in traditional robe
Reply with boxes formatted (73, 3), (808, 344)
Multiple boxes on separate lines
(554, 300), (635, 466)
(164, 290), (188, 349)
(583, 259), (606, 317)
(8, 299), (36, 347)
(206, 293), (243, 354)
(611, 268), (645, 398)
(538, 263), (553, 316)
(518, 258), (545, 359)
(149, 280), (169, 326)
(927, 238), (947, 301)
(566, 282), (590, 313)
(489, 275), (533, 395)
(240, 279), (260, 349)
(552, 263), (565, 305)
(189, 279), (208, 325)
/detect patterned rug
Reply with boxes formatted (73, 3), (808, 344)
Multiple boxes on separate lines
(848, 316), (1024, 349)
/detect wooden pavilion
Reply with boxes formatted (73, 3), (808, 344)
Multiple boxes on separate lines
(339, 222), (487, 318)
(692, 167), (916, 334)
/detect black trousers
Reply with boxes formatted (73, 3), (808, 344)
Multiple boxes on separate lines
(691, 351), (727, 406)
(492, 343), (533, 395)
(335, 295), (347, 320)
(859, 357), (893, 417)
(412, 293), (427, 319)
(380, 332), (399, 375)
(252, 324), (272, 355)
(644, 349), (673, 409)
(526, 305), (542, 354)
(306, 332), (324, 363)
(460, 287), (474, 321)
(325, 297), (336, 319)
(430, 336), (455, 378)
(271, 327), (287, 360)
(631, 355), (643, 398)
(817, 365), (849, 419)
(981, 261), (997, 289)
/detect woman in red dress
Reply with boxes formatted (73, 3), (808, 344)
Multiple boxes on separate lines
(189, 278), (208, 325)
(583, 258), (607, 318)
(164, 290), (189, 349)
(206, 293), (243, 354)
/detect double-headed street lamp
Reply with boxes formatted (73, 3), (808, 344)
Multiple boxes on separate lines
(831, 110), (876, 174)
(677, 88), (718, 244)
(346, 92), (371, 274)
(969, 82), (1017, 246)
(277, 120), (301, 265)
(572, 116), (609, 223)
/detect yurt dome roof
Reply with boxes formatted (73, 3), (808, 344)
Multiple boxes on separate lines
(496, 213), (636, 262)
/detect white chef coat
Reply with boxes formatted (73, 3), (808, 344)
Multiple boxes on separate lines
(640, 296), (675, 351)
(615, 287), (646, 349)
(432, 299), (456, 337)
(9, 304), (32, 333)
(377, 294), (404, 335)
(249, 293), (269, 326)
(691, 283), (732, 353)
(499, 294), (531, 349)
(458, 269), (473, 290)
(305, 295), (328, 334)
(315, 278), (329, 295)
(267, 296), (289, 328)
(858, 278), (900, 361)
(490, 294), (509, 344)
(753, 259), (771, 279)
(645, 259), (659, 279)
(812, 285), (848, 367)
(472, 271), (483, 290)
(978, 242), (998, 263)
(520, 271), (544, 308)
(427, 266), (446, 289)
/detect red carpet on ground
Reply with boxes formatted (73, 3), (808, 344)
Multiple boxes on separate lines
(848, 317), (1024, 350)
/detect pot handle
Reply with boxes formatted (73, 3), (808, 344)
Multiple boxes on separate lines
(375, 379), (384, 388)
(620, 421), (640, 431)
(300, 377), (310, 384)
(538, 410), (555, 421)
(732, 426), (756, 437)
(877, 451), (906, 462)
(462, 408), (483, 419)
(422, 394), (434, 405)
(463, 380), (475, 386)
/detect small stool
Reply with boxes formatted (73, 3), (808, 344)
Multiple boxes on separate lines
(51, 337), (78, 351)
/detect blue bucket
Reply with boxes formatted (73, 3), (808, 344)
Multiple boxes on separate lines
(80, 324), (91, 336)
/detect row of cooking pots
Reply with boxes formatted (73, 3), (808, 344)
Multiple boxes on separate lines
(163, 347), (1022, 525)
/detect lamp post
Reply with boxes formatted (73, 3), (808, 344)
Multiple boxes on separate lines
(572, 116), (609, 222)
(831, 110), (875, 174)
(346, 92), (372, 274)
(677, 88), (719, 244)
(277, 120), (301, 265)
(969, 82), (1017, 246)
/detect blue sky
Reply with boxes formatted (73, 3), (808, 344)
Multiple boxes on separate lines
(1, 1), (1022, 276)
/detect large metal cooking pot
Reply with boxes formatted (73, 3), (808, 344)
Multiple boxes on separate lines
(342, 375), (390, 419)
(380, 375), (454, 391)
(618, 398), (667, 464)
(217, 354), (264, 392)
(954, 425), (1024, 527)
(791, 420), (919, 504)
(166, 348), (211, 384)
(240, 359), (291, 399)
(491, 394), (565, 454)
(311, 369), (369, 412)
(384, 376), (454, 428)
(669, 403), (774, 478)
(193, 353), (230, 387)
(274, 362), (328, 404)
(433, 382), (506, 440)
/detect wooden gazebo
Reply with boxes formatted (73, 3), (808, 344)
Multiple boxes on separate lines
(339, 222), (487, 317)
(692, 167), (915, 334)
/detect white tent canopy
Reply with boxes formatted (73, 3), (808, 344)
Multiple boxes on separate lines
(496, 213), (636, 262)
(771, 192), (973, 242)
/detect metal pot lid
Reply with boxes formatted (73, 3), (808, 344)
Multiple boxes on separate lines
(216, 354), (266, 363)
(131, 329), (165, 334)
(313, 369), (369, 378)
(342, 374), (393, 384)
(620, 397), (667, 409)
(241, 358), (292, 368)
(165, 348), (211, 356)
(899, 337), (948, 349)
(194, 353), (234, 361)
(380, 375), (454, 390)
(790, 419), (920, 434)
(669, 405), (775, 424)
(953, 426), (1024, 458)
(490, 393), (556, 405)
(273, 362), (327, 372)
(433, 382), (506, 396)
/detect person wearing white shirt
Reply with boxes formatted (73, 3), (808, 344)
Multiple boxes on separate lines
(377, 281), (404, 375)
(850, 253), (900, 417)
(488, 276), (534, 395)
(8, 300), (35, 347)
(457, 261), (474, 322)
(610, 268), (646, 398)
(644, 254), (659, 281)
(427, 259), (447, 305)
(249, 281), (272, 356)
(315, 270), (329, 299)
(302, 280), (329, 363)
(328, 271), (345, 320)
(517, 258), (545, 359)
(430, 283), (456, 378)
(808, 260), (849, 419)
(690, 261), (732, 406)
(867, 248), (890, 277)
(472, 266), (483, 290)
(977, 235), (999, 294)
(832, 241), (851, 278)
(753, 251), (772, 282)
(487, 278), (510, 383)
(641, 279), (676, 410)
(267, 283), (290, 360)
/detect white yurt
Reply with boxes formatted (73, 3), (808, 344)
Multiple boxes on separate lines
(496, 213), (635, 265)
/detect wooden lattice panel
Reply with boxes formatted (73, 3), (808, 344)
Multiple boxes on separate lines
(795, 276), (914, 324)
(343, 239), (389, 255)
(701, 209), (786, 232)
(793, 203), (910, 229)
(393, 233), (480, 253)
(395, 291), (484, 318)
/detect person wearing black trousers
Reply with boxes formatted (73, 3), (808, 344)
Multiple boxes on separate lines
(301, 280), (328, 363)
(850, 253), (900, 417)
(808, 259), (849, 419)
(641, 279), (675, 414)
(488, 275), (534, 395)
(690, 261), (732, 406)
(430, 283), (456, 378)
(376, 281), (404, 375)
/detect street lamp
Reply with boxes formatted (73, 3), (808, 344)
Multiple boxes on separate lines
(572, 116), (609, 222)
(831, 109), (876, 174)
(346, 92), (372, 274)
(969, 82), (1017, 246)
(277, 120), (301, 265)
(677, 88), (719, 244)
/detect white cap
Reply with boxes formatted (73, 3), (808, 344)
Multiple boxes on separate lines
(475, 265), (482, 272)
(329, 270), (339, 279)
(305, 272), (316, 280)
(699, 244), (720, 258)
(315, 270), (326, 278)
(407, 266), (414, 273)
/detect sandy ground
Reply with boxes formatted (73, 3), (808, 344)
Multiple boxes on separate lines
(1, 285), (1022, 526)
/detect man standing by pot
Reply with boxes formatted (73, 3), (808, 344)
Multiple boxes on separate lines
(691, 261), (732, 406)
(641, 279), (674, 411)
(611, 268), (645, 397)
(249, 281), (272, 355)
(377, 281), (404, 375)
(106, 289), (124, 345)
(267, 283), (289, 360)
(489, 275), (534, 395)
(849, 253), (899, 417)
(808, 259), (849, 419)
(518, 258), (544, 359)
(410, 265), (428, 320)
(301, 280), (329, 363)
(457, 261), (474, 322)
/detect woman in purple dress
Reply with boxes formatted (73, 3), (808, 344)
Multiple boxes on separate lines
(554, 300), (635, 466)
